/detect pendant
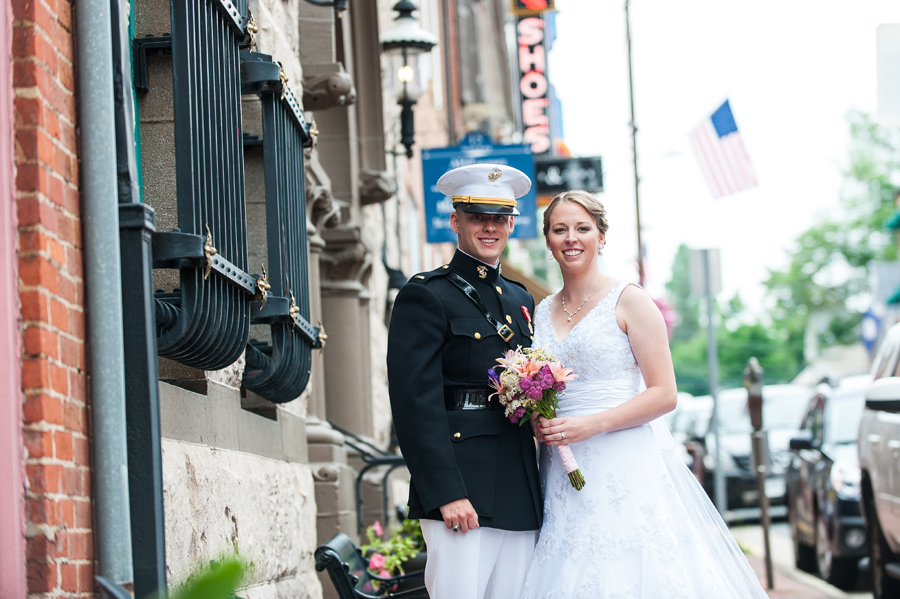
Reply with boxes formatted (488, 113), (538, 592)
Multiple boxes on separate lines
(567, 316), (572, 322)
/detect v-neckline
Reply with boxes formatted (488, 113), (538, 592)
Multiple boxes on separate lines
(547, 282), (622, 345)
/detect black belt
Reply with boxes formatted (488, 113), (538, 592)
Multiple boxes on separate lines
(444, 388), (502, 410)
(447, 274), (515, 345)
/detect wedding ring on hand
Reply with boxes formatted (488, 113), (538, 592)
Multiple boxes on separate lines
(452, 524), (462, 532)
(560, 431), (566, 440)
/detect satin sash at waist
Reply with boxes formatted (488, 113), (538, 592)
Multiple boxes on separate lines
(557, 378), (675, 451)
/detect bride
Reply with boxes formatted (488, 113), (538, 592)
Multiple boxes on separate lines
(523, 190), (767, 598)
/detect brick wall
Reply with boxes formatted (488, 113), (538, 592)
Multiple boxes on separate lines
(12, 0), (93, 596)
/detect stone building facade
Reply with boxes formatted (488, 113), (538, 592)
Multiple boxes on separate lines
(1, 0), (528, 597)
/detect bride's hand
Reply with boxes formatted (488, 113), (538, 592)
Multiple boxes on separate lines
(538, 416), (591, 445)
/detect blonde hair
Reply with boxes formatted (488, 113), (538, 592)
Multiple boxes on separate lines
(542, 190), (609, 237)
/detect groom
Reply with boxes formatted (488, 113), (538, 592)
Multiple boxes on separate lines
(387, 163), (542, 599)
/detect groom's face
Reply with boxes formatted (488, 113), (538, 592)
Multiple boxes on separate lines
(450, 210), (514, 266)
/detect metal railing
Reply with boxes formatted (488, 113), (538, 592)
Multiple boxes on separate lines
(153, 0), (255, 370)
(240, 50), (320, 402)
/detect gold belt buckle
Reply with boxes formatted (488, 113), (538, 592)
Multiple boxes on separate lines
(498, 325), (514, 342)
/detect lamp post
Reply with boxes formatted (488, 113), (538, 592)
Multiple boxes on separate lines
(380, 0), (437, 158)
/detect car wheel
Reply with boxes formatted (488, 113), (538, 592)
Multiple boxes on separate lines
(815, 510), (858, 590)
(869, 502), (900, 599)
(790, 497), (816, 573)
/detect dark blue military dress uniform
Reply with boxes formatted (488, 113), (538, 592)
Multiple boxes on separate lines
(387, 250), (542, 532)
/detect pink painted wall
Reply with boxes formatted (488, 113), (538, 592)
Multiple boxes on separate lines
(0, 0), (26, 595)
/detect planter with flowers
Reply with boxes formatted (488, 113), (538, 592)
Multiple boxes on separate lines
(360, 518), (427, 591)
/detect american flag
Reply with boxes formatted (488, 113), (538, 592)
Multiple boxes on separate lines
(689, 100), (758, 198)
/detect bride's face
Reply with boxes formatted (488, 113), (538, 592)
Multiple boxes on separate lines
(546, 201), (604, 267)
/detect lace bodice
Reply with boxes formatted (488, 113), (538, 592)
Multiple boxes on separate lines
(534, 281), (641, 388)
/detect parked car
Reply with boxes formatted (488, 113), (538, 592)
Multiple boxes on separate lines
(666, 393), (712, 469)
(698, 384), (814, 511)
(859, 321), (900, 599)
(786, 374), (870, 590)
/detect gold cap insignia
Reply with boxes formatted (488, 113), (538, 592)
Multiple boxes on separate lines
(477, 265), (488, 279)
(488, 167), (502, 182)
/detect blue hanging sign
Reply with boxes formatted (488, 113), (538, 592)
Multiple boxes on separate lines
(421, 142), (537, 243)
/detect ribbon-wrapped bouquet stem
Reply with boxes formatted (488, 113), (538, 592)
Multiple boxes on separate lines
(488, 347), (585, 490)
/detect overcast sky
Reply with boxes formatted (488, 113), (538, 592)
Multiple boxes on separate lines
(547, 0), (900, 309)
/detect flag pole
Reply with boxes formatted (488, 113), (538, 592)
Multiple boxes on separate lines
(625, 0), (644, 286)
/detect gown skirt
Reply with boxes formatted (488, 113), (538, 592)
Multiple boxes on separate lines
(523, 284), (768, 599)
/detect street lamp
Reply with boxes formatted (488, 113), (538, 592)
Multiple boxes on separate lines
(380, 0), (438, 158)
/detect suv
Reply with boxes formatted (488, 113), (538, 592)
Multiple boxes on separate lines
(859, 321), (900, 599)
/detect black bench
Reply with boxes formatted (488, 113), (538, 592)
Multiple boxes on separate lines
(315, 533), (429, 599)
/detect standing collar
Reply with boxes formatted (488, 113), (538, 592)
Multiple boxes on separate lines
(450, 250), (501, 284)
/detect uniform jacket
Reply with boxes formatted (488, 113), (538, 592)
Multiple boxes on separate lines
(387, 250), (542, 531)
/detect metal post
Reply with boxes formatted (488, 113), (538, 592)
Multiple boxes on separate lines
(624, 0), (644, 285)
(110, 0), (167, 594)
(705, 249), (726, 515)
(76, 0), (133, 585)
(745, 357), (773, 589)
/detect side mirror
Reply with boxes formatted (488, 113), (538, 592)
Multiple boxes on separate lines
(865, 377), (900, 413)
(789, 430), (815, 450)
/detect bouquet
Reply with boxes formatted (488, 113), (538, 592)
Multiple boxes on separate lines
(488, 347), (585, 490)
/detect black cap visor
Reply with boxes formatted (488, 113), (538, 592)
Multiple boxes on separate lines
(454, 202), (519, 216)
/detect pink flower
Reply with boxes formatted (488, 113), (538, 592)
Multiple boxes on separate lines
(372, 521), (383, 537)
(548, 361), (577, 384)
(379, 569), (392, 579)
(369, 553), (386, 569)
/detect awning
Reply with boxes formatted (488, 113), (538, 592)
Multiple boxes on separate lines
(888, 284), (900, 305)
(499, 259), (553, 304)
(885, 209), (900, 230)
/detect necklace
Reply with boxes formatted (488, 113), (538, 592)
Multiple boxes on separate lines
(561, 282), (600, 322)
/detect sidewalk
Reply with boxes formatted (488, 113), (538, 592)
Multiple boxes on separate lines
(745, 553), (838, 599)
(732, 524), (864, 599)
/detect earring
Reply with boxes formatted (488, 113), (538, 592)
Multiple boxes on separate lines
(547, 249), (555, 261)
(597, 242), (606, 254)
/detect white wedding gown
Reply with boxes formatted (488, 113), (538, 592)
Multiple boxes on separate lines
(522, 282), (768, 599)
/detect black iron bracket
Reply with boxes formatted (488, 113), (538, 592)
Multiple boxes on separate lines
(239, 50), (312, 147)
(253, 296), (322, 347)
(132, 34), (172, 92)
(152, 231), (256, 295)
(213, 0), (248, 34)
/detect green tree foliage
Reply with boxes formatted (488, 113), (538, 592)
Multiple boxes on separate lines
(667, 111), (899, 394)
(763, 110), (900, 350)
(665, 245), (701, 343)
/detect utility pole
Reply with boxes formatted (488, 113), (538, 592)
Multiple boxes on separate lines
(624, 0), (644, 286)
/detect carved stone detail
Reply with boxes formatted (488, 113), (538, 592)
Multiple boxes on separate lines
(308, 185), (340, 235)
(320, 229), (373, 286)
(302, 63), (357, 111)
(312, 464), (340, 483)
(359, 170), (396, 206)
(305, 151), (341, 245)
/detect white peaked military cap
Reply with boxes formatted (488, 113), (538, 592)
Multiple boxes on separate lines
(436, 163), (531, 216)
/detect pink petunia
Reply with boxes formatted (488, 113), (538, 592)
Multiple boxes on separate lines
(373, 521), (383, 537)
(369, 553), (386, 570)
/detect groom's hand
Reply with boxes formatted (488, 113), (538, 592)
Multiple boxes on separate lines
(530, 411), (543, 440)
(439, 498), (479, 533)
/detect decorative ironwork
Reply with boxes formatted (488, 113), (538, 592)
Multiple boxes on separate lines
(240, 50), (320, 403)
(153, 0), (254, 370)
(255, 264), (271, 308)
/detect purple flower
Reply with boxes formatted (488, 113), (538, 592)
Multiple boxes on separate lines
(520, 377), (532, 391)
(488, 369), (501, 386)
(525, 386), (542, 400)
(509, 407), (526, 423)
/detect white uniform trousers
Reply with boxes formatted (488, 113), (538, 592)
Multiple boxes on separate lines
(420, 520), (538, 599)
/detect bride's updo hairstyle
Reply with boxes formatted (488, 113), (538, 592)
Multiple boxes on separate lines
(542, 190), (609, 237)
